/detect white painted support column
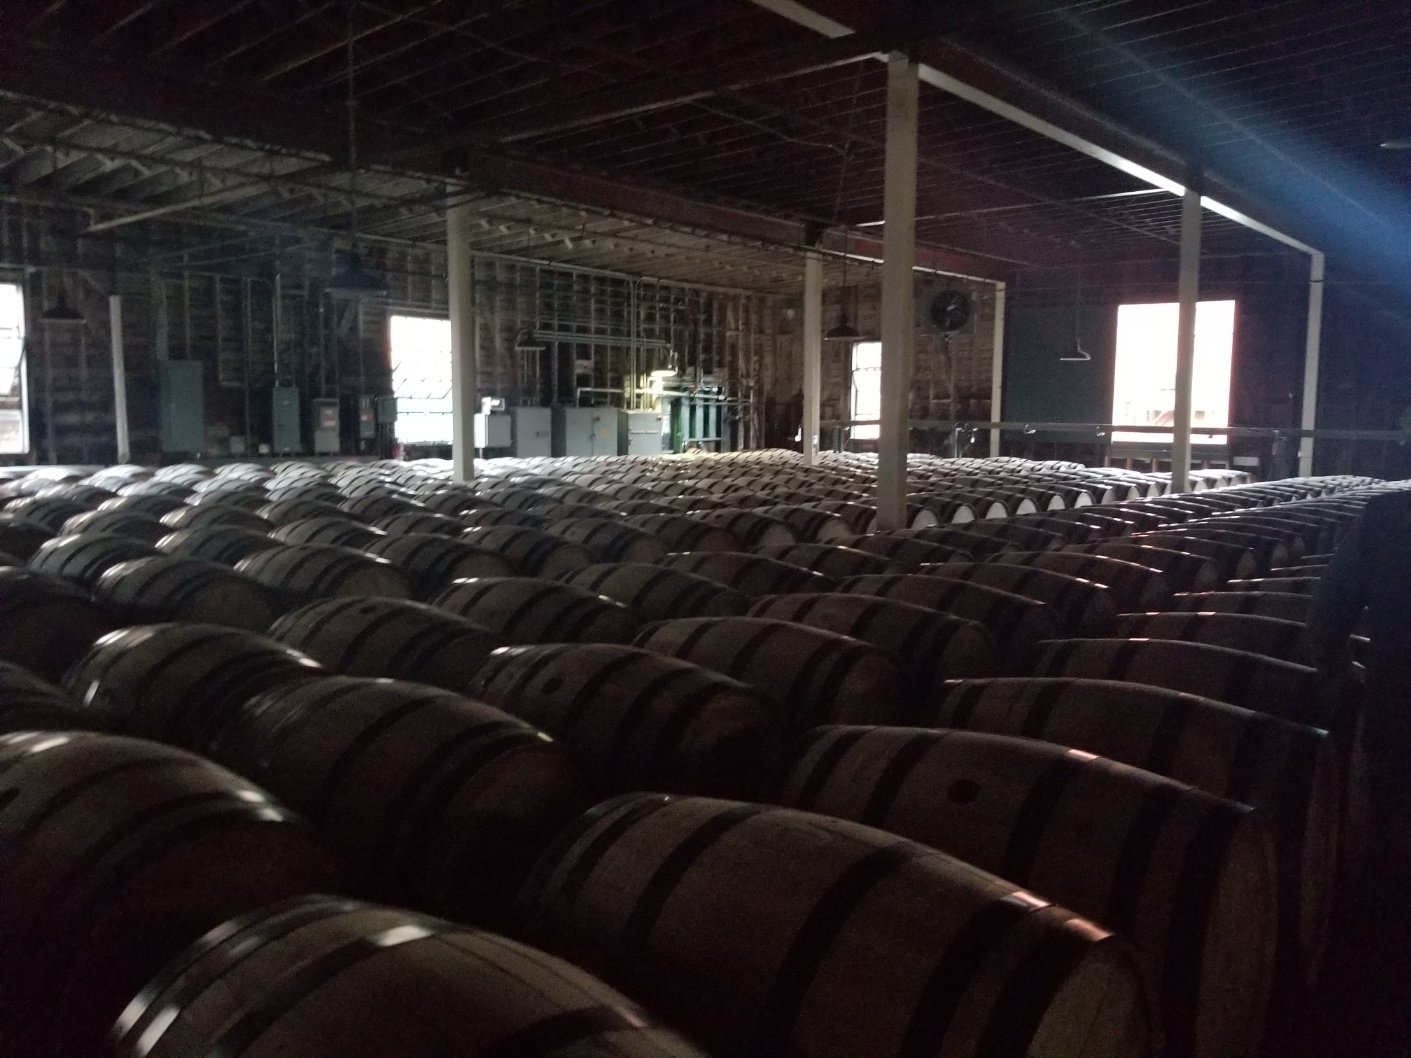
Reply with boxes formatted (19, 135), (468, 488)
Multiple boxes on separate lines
(1170, 185), (1202, 494)
(447, 199), (477, 482)
(1299, 252), (1325, 476)
(802, 251), (823, 465)
(109, 294), (130, 462)
(876, 51), (919, 530)
(989, 281), (1006, 457)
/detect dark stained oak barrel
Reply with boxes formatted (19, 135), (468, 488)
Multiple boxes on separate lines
(61, 508), (167, 542)
(109, 896), (712, 1058)
(27, 532), (161, 589)
(262, 482), (344, 504)
(933, 676), (1340, 982)
(434, 577), (642, 643)
(782, 726), (1276, 1058)
(269, 516), (387, 550)
(62, 623), (323, 752)
(918, 561), (1119, 634)
(559, 562), (752, 619)
(0, 662), (81, 732)
(95, 555), (282, 631)
(461, 506), (550, 530)
(1128, 532), (1260, 580)
(0, 567), (113, 681)
(1111, 611), (1315, 666)
(832, 532), (974, 570)
(747, 593), (998, 697)
(235, 544), (412, 607)
(339, 493), (422, 521)
(420, 487), (499, 516)
(0, 549), (16, 566)
(521, 795), (1152, 1058)
(908, 496), (980, 523)
(1139, 526), (1291, 572)
(1034, 638), (1338, 732)
(211, 677), (585, 926)
(0, 517), (56, 560)
(659, 551), (836, 595)
(1268, 562), (1330, 577)
(1, 495), (93, 532)
(460, 525), (596, 576)
(954, 520), (1068, 551)
(470, 643), (783, 798)
(620, 512), (739, 552)
(544, 517), (669, 563)
(269, 596), (504, 690)
(1206, 513), (1322, 555)
(1226, 575), (1322, 596)
(0, 731), (335, 1058)
(752, 504), (854, 542)
(371, 509), (466, 536)
(157, 525), (283, 566)
(160, 502), (273, 532)
(361, 532), (515, 599)
(803, 499), (878, 533)
(1061, 542), (1223, 592)
(753, 541), (906, 578)
(96, 493), (187, 519)
(989, 549), (1174, 612)
(1172, 590), (1313, 622)
(688, 507), (799, 548)
(255, 497), (350, 526)
(1015, 516), (1108, 544)
(633, 616), (911, 729)
(837, 573), (1061, 671)
(912, 525), (1030, 557)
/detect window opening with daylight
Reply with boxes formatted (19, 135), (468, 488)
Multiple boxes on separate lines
(1111, 300), (1235, 444)
(850, 341), (882, 441)
(389, 314), (452, 445)
(0, 284), (28, 455)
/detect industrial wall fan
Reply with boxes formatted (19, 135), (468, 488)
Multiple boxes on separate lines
(920, 288), (972, 334)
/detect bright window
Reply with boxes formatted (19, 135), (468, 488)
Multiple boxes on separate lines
(0, 284), (27, 455)
(1111, 300), (1234, 444)
(389, 314), (452, 444)
(850, 341), (881, 441)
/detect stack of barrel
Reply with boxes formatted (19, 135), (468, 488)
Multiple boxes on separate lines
(0, 450), (1391, 1058)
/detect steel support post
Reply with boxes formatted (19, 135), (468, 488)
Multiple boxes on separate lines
(802, 251), (822, 464)
(1171, 184), (1203, 494)
(447, 199), (477, 481)
(1299, 252), (1325, 476)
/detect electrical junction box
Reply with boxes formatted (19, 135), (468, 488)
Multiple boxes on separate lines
(158, 361), (205, 453)
(626, 411), (666, 455)
(553, 407), (625, 457)
(473, 412), (511, 449)
(312, 398), (340, 455)
(271, 386), (301, 453)
(510, 407), (552, 458)
(357, 396), (377, 440)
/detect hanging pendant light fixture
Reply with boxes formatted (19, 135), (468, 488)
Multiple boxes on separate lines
(326, 2), (386, 300)
(823, 249), (861, 343)
(823, 66), (865, 344)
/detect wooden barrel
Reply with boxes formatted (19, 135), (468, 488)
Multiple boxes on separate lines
(270, 516), (386, 550)
(1034, 638), (1339, 732)
(559, 562), (752, 619)
(747, 593), (998, 695)
(372, 510), (465, 536)
(619, 512), (738, 552)
(990, 550), (1174, 612)
(2, 495), (93, 532)
(1128, 532), (1260, 580)
(751, 504), (854, 542)
(803, 499), (877, 533)
(433, 577), (641, 643)
(420, 488), (497, 516)
(157, 525), (283, 566)
(255, 498), (349, 526)
(1171, 590), (1313, 622)
(28, 532), (162, 589)
(1062, 542), (1223, 592)
(461, 506), (550, 529)
(1111, 611), (1315, 666)
(919, 561), (1119, 634)
(186, 490), (269, 513)
(95, 555), (282, 631)
(235, 544), (411, 607)
(1015, 516), (1107, 544)
(934, 676), (1339, 984)
(634, 616), (910, 729)
(1226, 575), (1321, 596)
(659, 551), (835, 595)
(544, 517), (669, 563)
(0, 731), (334, 1058)
(110, 895), (710, 1058)
(838, 574), (1060, 670)
(362, 533), (515, 600)
(263, 482), (344, 504)
(1208, 514), (1323, 555)
(0, 517), (53, 560)
(1268, 562), (1328, 577)
(160, 503), (272, 532)
(753, 542), (905, 578)
(1143, 526), (1291, 572)
(211, 677), (584, 926)
(0, 661), (80, 733)
(336, 494), (420, 522)
(958, 520), (1068, 551)
(61, 509), (167, 542)
(782, 726), (1275, 1058)
(62, 623), (324, 751)
(97, 493), (187, 519)
(460, 525), (596, 576)
(830, 533), (974, 570)
(522, 795), (1152, 1058)
(1187, 519), (1309, 563)
(688, 507), (799, 548)
(909, 496), (981, 523)
(269, 596), (503, 690)
(470, 643), (782, 798)
(0, 567), (113, 682)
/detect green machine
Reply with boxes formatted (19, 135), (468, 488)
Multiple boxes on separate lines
(666, 385), (732, 453)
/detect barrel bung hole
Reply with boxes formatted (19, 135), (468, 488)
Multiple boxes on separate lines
(947, 778), (981, 805)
